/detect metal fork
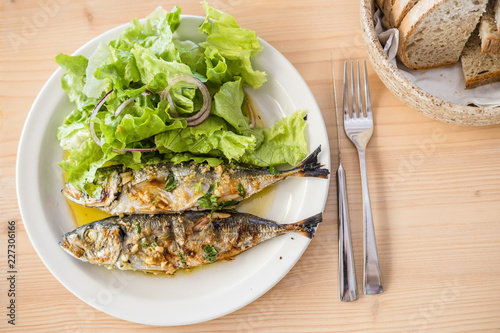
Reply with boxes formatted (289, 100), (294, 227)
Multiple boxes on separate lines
(343, 60), (383, 295)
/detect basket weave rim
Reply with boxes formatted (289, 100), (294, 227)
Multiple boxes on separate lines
(360, 0), (500, 125)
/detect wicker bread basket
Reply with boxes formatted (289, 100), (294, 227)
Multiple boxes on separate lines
(360, 0), (500, 126)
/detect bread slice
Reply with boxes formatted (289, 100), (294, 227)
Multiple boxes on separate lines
(381, 0), (393, 28)
(398, 0), (488, 70)
(479, 1), (500, 54)
(380, 0), (395, 28)
(495, 0), (500, 33)
(461, 30), (500, 89)
(383, 0), (420, 28)
(376, 0), (384, 10)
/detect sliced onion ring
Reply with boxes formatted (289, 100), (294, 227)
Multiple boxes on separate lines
(116, 147), (157, 152)
(114, 91), (151, 117)
(245, 95), (256, 129)
(89, 90), (113, 147)
(159, 74), (211, 127)
(114, 97), (135, 117)
(111, 91), (157, 152)
(89, 90), (157, 153)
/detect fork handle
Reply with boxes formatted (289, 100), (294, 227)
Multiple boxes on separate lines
(358, 150), (384, 295)
(337, 161), (358, 302)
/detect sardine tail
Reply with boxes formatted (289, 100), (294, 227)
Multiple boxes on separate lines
(291, 145), (329, 179)
(293, 213), (323, 238)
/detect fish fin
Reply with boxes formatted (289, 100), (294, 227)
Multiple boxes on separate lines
(293, 213), (323, 239)
(192, 215), (211, 232)
(61, 183), (84, 205)
(289, 145), (329, 179)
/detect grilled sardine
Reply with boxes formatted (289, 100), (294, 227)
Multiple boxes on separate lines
(59, 211), (323, 274)
(62, 146), (329, 215)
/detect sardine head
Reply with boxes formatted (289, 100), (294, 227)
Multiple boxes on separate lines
(61, 169), (120, 208)
(60, 222), (123, 266)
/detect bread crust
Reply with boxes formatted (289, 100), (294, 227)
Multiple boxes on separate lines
(398, 0), (487, 70)
(387, 0), (419, 28)
(462, 31), (500, 89)
(480, 1), (500, 54)
(398, 0), (449, 69)
(466, 72), (500, 89)
(495, 0), (500, 34)
(379, 0), (393, 28)
(481, 38), (500, 54)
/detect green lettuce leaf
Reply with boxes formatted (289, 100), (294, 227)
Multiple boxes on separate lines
(174, 40), (206, 77)
(170, 153), (223, 166)
(58, 138), (118, 197)
(212, 78), (247, 133)
(212, 78), (264, 146)
(111, 6), (181, 61)
(55, 54), (96, 110)
(93, 46), (141, 94)
(155, 116), (256, 161)
(199, 1), (266, 88)
(57, 122), (88, 151)
(241, 110), (308, 166)
(56, 4), (309, 197)
(82, 42), (114, 98)
(96, 99), (186, 150)
(132, 45), (192, 85)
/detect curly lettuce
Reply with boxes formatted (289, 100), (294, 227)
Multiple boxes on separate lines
(56, 3), (308, 197)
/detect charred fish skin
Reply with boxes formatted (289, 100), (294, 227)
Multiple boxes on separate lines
(59, 212), (323, 274)
(59, 220), (124, 266)
(62, 146), (329, 215)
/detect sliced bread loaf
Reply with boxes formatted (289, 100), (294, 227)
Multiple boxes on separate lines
(398, 0), (488, 70)
(495, 0), (500, 33)
(479, 0), (500, 54)
(383, 0), (420, 28)
(381, 0), (395, 28)
(461, 30), (500, 89)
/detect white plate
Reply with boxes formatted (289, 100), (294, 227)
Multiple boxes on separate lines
(16, 15), (330, 326)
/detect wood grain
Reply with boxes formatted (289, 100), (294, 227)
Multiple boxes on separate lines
(1, 0), (500, 331)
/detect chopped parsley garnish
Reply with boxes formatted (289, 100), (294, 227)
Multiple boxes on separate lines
(219, 200), (239, 208)
(141, 239), (147, 248)
(198, 184), (218, 209)
(268, 165), (280, 175)
(135, 222), (141, 234)
(149, 241), (157, 250)
(178, 252), (186, 264)
(165, 172), (178, 192)
(203, 245), (218, 263)
(152, 200), (157, 204)
(191, 181), (203, 194)
(238, 183), (246, 198)
(198, 184), (238, 215)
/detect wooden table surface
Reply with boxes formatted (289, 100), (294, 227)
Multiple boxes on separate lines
(2, 0), (500, 331)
